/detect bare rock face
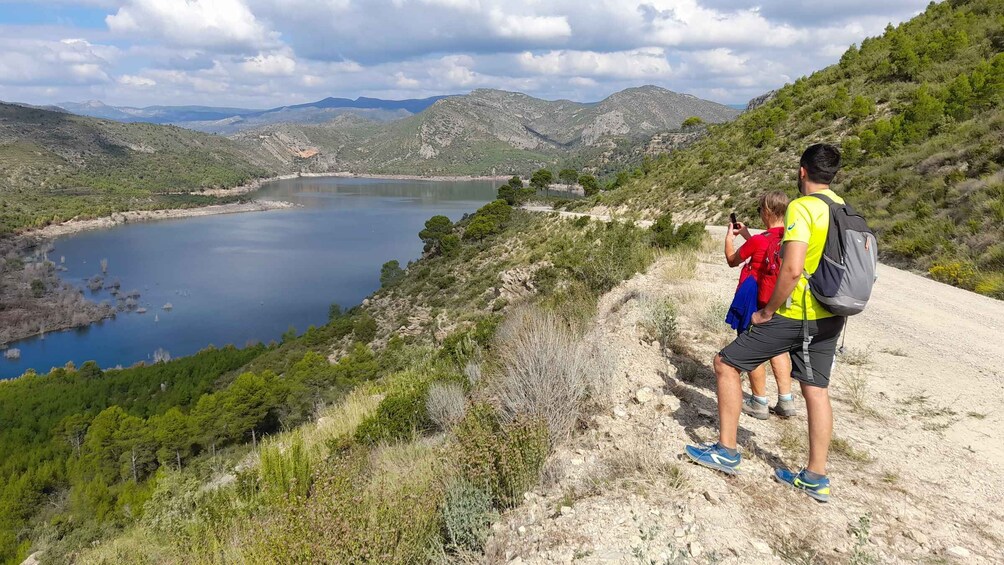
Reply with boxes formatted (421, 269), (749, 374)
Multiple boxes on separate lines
(745, 89), (778, 111)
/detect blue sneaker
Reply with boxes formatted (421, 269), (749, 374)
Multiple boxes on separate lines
(684, 442), (741, 475)
(774, 468), (831, 502)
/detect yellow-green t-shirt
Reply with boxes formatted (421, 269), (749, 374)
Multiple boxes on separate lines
(776, 189), (844, 321)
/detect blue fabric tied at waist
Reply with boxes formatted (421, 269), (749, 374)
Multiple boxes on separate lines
(726, 277), (759, 334)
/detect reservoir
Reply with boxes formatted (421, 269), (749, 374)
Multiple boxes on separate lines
(1, 177), (497, 379)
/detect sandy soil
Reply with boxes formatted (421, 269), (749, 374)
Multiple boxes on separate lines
(490, 213), (1004, 563)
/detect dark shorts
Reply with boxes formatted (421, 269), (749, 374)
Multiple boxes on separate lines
(719, 315), (846, 388)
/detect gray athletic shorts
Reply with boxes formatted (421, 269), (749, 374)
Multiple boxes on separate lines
(719, 315), (846, 388)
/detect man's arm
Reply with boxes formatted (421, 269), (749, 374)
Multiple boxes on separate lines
(763, 241), (807, 315)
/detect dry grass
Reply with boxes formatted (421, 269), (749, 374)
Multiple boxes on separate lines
(492, 305), (614, 444)
(590, 447), (687, 494)
(830, 435), (872, 464)
(638, 295), (678, 353)
(305, 388), (382, 456)
(658, 248), (698, 281)
(840, 347), (873, 367)
(779, 421), (806, 460)
(842, 366), (876, 416)
(697, 298), (730, 334)
(427, 381), (468, 431)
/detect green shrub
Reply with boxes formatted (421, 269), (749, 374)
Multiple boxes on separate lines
(353, 314), (378, 343)
(974, 272), (1004, 298)
(651, 212), (705, 250)
(929, 260), (977, 288)
(640, 297), (678, 352)
(256, 448), (442, 564)
(441, 479), (497, 552)
(354, 375), (434, 445)
(259, 434), (312, 501)
(454, 403), (549, 509)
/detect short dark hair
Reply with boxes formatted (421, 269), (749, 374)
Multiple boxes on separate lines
(799, 143), (841, 185)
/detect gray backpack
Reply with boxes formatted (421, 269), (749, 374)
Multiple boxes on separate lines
(806, 193), (878, 316)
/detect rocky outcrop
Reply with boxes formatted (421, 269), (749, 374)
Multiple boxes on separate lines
(745, 89), (778, 112)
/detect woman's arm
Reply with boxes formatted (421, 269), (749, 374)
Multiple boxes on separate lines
(724, 222), (746, 267)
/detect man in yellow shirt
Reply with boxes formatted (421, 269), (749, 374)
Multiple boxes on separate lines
(686, 144), (846, 503)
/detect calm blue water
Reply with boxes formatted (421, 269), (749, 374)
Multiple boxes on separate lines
(1, 177), (496, 378)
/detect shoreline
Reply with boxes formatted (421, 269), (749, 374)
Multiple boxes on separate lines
(31, 200), (297, 240)
(190, 171), (515, 197)
(28, 170), (520, 240)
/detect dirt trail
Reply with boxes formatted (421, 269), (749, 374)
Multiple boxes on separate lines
(491, 215), (1004, 564)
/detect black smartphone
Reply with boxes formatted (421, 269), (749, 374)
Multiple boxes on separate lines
(730, 212), (739, 227)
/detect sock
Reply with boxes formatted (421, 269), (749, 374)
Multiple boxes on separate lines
(802, 469), (826, 481)
(778, 393), (793, 401)
(716, 443), (739, 457)
(753, 395), (768, 405)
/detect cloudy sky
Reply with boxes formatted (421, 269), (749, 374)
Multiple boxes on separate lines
(0, 0), (931, 109)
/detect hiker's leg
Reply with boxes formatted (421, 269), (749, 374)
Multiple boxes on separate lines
(749, 363), (768, 397)
(801, 382), (831, 475)
(714, 353), (743, 450)
(769, 354), (793, 396)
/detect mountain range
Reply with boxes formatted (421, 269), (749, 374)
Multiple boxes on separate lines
(232, 86), (740, 175)
(0, 85), (738, 234)
(56, 95), (450, 135)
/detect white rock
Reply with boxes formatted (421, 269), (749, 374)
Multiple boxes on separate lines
(689, 541), (703, 558)
(635, 387), (655, 404)
(906, 531), (929, 546)
(518, 526), (527, 535)
(751, 540), (771, 554)
(560, 506), (574, 516)
(613, 406), (629, 419)
(674, 528), (686, 538)
(946, 546), (971, 560)
(570, 457), (584, 466)
(682, 512), (695, 524)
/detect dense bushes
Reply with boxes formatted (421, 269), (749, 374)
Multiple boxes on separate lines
(453, 403), (550, 510)
(651, 212), (705, 250)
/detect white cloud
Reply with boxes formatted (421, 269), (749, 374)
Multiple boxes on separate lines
(517, 48), (672, 79)
(490, 9), (572, 41)
(641, 0), (804, 48)
(241, 52), (296, 76)
(118, 74), (156, 87)
(0, 38), (114, 86)
(107, 0), (276, 52)
(689, 48), (748, 76)
(0, 0), (935, 107)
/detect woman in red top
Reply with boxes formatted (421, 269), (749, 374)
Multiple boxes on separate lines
(724, 191), (795, 419)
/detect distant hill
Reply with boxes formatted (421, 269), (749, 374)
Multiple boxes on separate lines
(0, 103), (281, 234)
(57, 95), (450, 134)
(234, 86), (740, 176)
(600, 0), (1004, 298)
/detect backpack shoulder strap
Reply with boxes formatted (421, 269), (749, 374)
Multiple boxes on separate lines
(809, 192), (837, 207)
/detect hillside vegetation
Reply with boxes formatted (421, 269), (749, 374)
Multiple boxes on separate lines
(0, 104), (281, 234)
(0, 196), (698, 563)
(233, 86), (737, 177)
(599, 0), (1004, 298)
